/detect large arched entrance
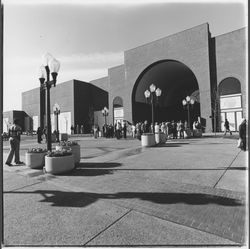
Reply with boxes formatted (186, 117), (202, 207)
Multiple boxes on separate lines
(132, 60), (201, 124)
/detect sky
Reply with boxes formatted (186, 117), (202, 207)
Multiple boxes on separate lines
(2, 0), (247, 112)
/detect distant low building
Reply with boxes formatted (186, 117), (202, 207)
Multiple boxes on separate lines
(21, 79), (108, 134)
(2, 110), (29, 133)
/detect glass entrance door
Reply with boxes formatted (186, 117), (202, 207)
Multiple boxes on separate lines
(221, 111), (242, 132)
(226, 112), (236, 131)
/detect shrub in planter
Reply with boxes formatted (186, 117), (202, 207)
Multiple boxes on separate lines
(59, 133), (68, 141)
(26, 148), (47, 169)
(44, 149), (74, 174)
(184, 129), (193, 138)
(55, 141), (80, 164)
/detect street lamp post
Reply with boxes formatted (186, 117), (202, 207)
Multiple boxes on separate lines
(39, 53), (60, 151)
(144, 84), (162, 133)
(102, 107), (109, 137)
(182, 96), (195, 129)
(53, 103), (60, 142)
(40, 80), (46, 130)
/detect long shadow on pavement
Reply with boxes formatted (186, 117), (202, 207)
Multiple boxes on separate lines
(62, 168), (114, 177)
(77, 162), (122, 168)
(4, 190), (243, 208)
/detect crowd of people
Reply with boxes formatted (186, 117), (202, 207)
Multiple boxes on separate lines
(92, 119), (203, 140)
(93, 121), (128, 139)
(132, 120), (202, 140)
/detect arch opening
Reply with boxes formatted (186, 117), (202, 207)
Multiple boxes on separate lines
(113, 96), (124, 124)
(218, 77), (242, 131)
(132, 60), (201, 125)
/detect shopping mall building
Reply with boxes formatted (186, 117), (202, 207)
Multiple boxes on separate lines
(4, 23), (247, 134)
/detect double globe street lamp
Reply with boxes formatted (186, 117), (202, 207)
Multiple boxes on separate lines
(39, 53), (60, 151)
(102, 106), (109, 125)
(144, 84), (162, 133)
(102, 107), (109, 138)
(182, 96), (195, 129)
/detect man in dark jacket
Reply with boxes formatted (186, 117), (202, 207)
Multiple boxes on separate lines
(239, 118), (246, 151)
(224, 119), (232, 135)
(5, 119), (24, 166)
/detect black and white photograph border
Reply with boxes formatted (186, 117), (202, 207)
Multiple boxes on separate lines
(0, 0), (248, 249)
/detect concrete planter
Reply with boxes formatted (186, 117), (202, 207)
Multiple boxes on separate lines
(44, 154), (74, 174)
(193, 129), (202, 137)
(141, 133), (156, 147)
(25, 152), (47, 169)
(59, 133), (68, 141)
(55, 144), (81, 164)
(184, 129), (193, 138)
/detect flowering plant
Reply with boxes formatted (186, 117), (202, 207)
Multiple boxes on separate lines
(46, 149), (72, 157)
(57, 140), (78, 146)
(27, 148), (47, 153)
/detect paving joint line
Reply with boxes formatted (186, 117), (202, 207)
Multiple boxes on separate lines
(108, 200), (242, 244)
(4, 181), (44, 193)
(213, 150), (242, 188)
(84, 209), (132, 245)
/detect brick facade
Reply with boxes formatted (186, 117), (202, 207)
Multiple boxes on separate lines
(19, 23), (246, 133)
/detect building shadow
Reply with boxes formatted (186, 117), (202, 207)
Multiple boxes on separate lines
(5, 190), (243, 208)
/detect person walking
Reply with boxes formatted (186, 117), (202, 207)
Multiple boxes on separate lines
(43, 126), (47, 142)
(177, 120), (184, 139)
(136, 122), (142, 140)
(238, 118), (246, 151)
(37, 127), (43, 143)
(123, 121), (127, 139)
(131, 122), (136, 138)
(172, 121), (178, 139)
(154, 122), (160, 133)
(224, 119), (232, 135)
(80, 124), (84, 134)
(5, 119), (24, 166)
(70, 125), (74, 135)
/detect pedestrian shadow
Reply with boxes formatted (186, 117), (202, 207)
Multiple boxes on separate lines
(61, 168), (114, 177)
(5, 190), (243, 208)
(77, 162), (122, 168)
(228, 167), (247, 170)
(154, 142), (189, 147)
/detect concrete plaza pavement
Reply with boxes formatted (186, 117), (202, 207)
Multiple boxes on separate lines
(2, 134), (248, 246)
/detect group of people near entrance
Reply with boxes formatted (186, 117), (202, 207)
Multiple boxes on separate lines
(132, 120), (199, 140)
(93, 121), (128, 139)
(92, 119), (204, 140)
